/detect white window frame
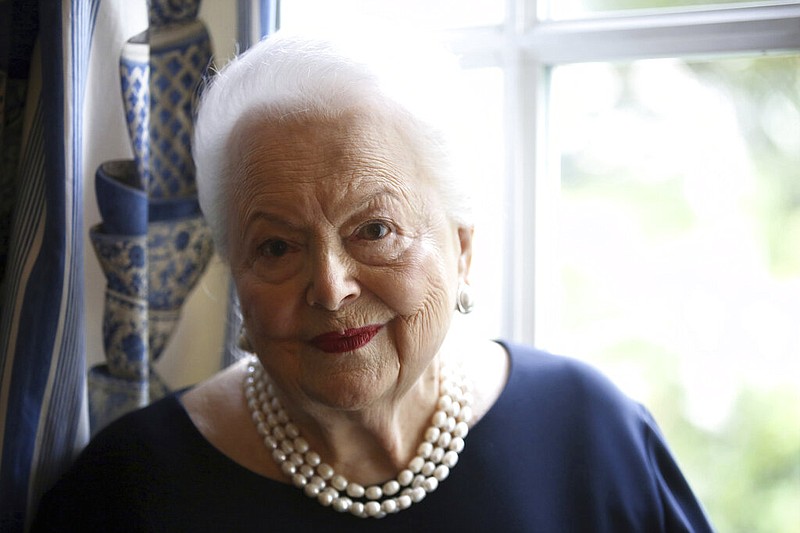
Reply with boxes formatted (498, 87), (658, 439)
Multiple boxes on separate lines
(443, 1), (800, 346)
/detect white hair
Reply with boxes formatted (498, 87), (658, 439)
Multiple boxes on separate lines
(193, 27), (473, 259)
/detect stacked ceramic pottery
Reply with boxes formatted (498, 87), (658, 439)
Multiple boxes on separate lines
(88, 0), (214, 434)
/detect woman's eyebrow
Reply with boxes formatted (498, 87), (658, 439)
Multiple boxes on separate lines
(350, 187), (406, 210)
(244, 211), (304, 232)
(242, 187), (406, 234)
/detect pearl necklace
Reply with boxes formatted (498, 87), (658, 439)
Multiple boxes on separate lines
(244, 356), (473, 519)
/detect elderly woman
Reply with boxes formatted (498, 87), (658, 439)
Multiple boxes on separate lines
(34, 30), (713, 532)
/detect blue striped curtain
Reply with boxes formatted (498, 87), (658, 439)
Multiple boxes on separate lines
(0, 1), (277, 530)
(0, 1), (97, 529)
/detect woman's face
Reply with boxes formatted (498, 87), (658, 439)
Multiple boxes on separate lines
(228, 109), (471, 412)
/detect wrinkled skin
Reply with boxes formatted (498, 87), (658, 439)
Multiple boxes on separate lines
(226, 107), (472, 476)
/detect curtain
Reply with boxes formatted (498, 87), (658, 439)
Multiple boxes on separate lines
(0, 1), (277, 531)
(1, 2), (96, 529)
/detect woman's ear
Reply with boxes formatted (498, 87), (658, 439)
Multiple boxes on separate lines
(457, 225), (474, 281)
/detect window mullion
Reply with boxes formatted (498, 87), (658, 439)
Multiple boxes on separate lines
(501, 0), (544, 344)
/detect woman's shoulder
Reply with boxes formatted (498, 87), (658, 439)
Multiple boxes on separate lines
(32, 393), (195, 531)
(68, 390), (201, 482)
(493, 340), (650, 438)
(83, 391), (191, 460)
(499, 341), (632, 403)
(474, 342), (714, 532)
(77, 358), (273, 480)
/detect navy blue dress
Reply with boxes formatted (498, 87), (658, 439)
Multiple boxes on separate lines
(33, 343), (714, 532)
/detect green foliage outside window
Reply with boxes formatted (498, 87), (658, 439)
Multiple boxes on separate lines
(556, 55), (800, 532)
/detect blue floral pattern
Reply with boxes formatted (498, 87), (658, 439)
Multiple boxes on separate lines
(90, 227), (148, 300)
(148, 216), (213, 311)
(149, 308), (181, 361)
(102, 290), (148, 379)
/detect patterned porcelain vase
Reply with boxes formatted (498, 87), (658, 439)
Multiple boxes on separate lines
(88, 166), (151, 431)
(89, 226), (148, 380)
(88, 0), (213, 434)
(87, 223), (151, 432)
(148, 210), (213, 361)
(145, 0), (214, 360)
(119, 36), (150, 191)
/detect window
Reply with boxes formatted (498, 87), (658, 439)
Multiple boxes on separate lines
(547, 0), (797, 19)
(280, 2), (800, 529)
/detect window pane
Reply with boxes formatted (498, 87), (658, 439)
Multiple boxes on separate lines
(549, 55), (800, 531)
(280, 0), (504, 30)
(550, 0), (793, 19)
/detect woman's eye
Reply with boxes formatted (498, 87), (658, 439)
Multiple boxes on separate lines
(251, 238), (302, 282)
(356, 222), (391, 241)
(258, 239), (290, 258)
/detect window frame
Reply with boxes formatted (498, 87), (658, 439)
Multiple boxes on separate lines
(442, 1), (800, 345)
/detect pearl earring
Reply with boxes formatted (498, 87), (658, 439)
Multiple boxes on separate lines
(455, 281), (474, 314)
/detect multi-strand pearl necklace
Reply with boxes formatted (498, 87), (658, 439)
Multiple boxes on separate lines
(244, 356), (473, 519)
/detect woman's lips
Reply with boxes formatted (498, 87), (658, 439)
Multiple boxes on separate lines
(310, 325), (383, 353)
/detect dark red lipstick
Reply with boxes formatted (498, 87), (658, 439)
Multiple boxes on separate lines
(310, 325), (383, 353)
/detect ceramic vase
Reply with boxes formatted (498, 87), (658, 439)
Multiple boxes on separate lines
(88, 0), (214, 434)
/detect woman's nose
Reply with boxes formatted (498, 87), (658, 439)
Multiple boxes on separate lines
(306, 247), (361, 311)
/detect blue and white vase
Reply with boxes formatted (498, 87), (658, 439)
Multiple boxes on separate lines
(88, 0), (214, 434)
(119, 37), (150, 192)
(148, 0), (201, 27)
(148, 212), (214, 360)
(95, 160), (148, 235)
(148, 18), (211, 199)
(89, 227), (149, 379)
